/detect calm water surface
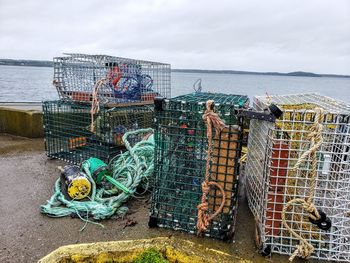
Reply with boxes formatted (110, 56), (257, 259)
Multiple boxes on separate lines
(0, 65), (349, 103)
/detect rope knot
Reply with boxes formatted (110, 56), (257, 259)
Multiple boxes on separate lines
(290, 242), (315, 261)
(197, 202), (208, 212)
(202, 100), (214, 121)
(302, 203), (320, 221)
(205, 99), (215, 111)
(303, 202), (316, 214)
(202, 100), (226, 134)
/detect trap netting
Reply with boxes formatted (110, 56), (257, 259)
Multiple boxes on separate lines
(149, 92), (249, 240)
(245, 93), (350, 261)
(53, 53), (171, 104)
(43, 100), (154, 164)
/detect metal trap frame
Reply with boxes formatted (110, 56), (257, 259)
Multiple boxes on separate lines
(149, 92), (249, 240)
(43, 100), (154, 164)
(53, 53), (171, 104)
(245, 93), (350, 261)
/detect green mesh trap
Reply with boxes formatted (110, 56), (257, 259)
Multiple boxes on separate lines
(43, 100), (153, 164)
(149, 92), (249, 240)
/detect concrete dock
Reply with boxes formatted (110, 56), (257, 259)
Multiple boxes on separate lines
(0, 134), (322, 263)
(0, 102), (43, 138)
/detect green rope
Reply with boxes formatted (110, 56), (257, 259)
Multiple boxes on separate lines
(40, 128), (154, 230)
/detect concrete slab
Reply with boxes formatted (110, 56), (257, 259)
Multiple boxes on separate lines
(0, 134), (321, 263)
(0, 104), (43, 137)
(0, 102), (42, 112)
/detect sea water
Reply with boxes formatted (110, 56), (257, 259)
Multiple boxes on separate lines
(0, 65), (349, 103)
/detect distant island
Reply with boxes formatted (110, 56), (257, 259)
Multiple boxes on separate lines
(172, 69), (350, 78)
(0, 59), (53, 68)
(0, 58), (349, 78)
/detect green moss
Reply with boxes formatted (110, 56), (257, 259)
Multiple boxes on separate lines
(134, 248), (169, 263)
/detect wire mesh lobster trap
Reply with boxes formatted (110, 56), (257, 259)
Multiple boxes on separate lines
(53, 53), (171, 104)
(43, 100), (154, 164)
(245, 93), (350, 262)
(149, 92), (249, 240)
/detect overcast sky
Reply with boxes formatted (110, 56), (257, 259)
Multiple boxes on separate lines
(0, 0), (349, 74)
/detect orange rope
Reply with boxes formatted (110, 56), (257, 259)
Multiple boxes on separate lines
(197, 100), (227, 235)
(90, 78), (107, 133)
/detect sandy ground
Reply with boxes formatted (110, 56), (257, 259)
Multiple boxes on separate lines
(0, 134), (319, 263)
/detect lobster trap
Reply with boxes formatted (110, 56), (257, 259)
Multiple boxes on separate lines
(245, 93), (350, 261)
(149, 92), (249, 240)
(43, 100), (153, 164)
(53, 53), (171, 104)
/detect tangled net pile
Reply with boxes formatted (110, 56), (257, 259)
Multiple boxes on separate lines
(40, 128), (154, 230)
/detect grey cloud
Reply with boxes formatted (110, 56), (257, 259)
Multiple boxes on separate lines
(0, 0), (349, 74)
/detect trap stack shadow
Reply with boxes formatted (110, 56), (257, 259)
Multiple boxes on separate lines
(149, 92), (249, 240)
(43, 100), (154, 164)
(245, 93), (350, 261)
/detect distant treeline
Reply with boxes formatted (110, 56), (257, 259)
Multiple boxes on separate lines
(0, 59), (53, 67)
(172, 69), (350, 79)
(0, 58), (349, 78)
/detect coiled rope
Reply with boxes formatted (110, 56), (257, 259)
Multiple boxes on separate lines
(107, 129), (155, 196)
(197, 100), (227, 235)
(281, 107), (324, 261)
(40, 128), (154, 231)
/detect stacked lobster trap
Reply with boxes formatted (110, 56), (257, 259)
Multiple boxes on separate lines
(53, 53), (171, 103)
(43, 100), (153, 164)
(43, 53), (170, 164)
(149, 92), (249, 240)
(245, 93), (350, 261)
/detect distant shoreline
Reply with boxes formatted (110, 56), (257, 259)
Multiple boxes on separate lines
(0, 59), (53, 68)
(172, 69), (350, 79)
(1, 58), (349, 79)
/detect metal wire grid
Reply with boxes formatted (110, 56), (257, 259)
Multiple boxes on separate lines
(245, 118), (274, 221)
(173, 92), (249, 107)
(150, 93), (248, 240)
(256, 93), (350, 114)
(245, 93), (350, 261)
(43, 100), (154, 164)
(53, 53), (171, 104)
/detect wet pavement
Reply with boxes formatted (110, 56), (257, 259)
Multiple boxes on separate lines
(0, 134), (319, 263)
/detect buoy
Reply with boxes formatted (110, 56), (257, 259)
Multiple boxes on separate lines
(59, 166), (92, 200)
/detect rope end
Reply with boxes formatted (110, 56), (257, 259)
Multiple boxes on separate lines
(206, 100), (215, 110)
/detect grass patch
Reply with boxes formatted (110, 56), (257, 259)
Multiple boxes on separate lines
(134, 248), (169, 263)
